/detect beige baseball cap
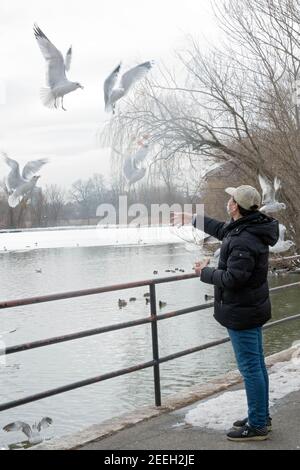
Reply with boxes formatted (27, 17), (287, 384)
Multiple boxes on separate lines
(225, 185), (261, 210)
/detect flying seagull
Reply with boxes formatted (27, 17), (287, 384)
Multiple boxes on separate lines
(269, 224), (295, 254)
(123, 137), (150, 185)
(104, 61), (153, 114)
(34, 24), (83, 110)
(3, 418), (53, 445)
(1, 152), (48, 195)
(258, 174), (286, 214)
(1, 152), (47, 208)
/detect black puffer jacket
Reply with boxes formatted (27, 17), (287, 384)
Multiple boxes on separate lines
(193, 212), (279, 330)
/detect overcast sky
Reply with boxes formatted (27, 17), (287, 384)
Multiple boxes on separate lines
(0, 0), (218, 189)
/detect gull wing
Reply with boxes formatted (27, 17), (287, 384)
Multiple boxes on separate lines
(22, 159), (48, 181)
(3, 422), (32, 438)
(37, 417), (53, 432)
(1, 152), (23, 192)
(120, 61), (153, 96)
(65, 46), (72, 72)
(274, 177), (281, 196)
(104, 63), (122, 111)
(34, 24), (66, 88)
(258, 174), (274, 204)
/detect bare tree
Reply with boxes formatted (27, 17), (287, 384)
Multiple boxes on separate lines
(45, 185), (66, 226)
(69, 179), (93, 219)
(70, 174), (109, 220)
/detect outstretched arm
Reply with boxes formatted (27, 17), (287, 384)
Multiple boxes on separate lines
(192, 214), (228, 241)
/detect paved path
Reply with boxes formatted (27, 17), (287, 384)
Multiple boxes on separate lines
(80, 388), (300, 451)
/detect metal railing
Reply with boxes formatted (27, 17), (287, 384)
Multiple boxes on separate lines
(0, 276), (299, 413)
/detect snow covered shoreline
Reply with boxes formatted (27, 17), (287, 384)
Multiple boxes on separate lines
(185, 344), (300, 431)
(0, 226), (189, 253)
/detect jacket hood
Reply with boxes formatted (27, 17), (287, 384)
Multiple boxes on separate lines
(225, 211), (279, 246)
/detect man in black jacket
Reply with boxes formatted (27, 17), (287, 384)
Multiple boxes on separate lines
(173, 185), (279, 441)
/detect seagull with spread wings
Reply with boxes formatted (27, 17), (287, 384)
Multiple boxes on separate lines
(3, 418), (53, 445)
(1, 152), (48, 194)
(258, 174), (286, 214)
(1, 152), (48, 208)
(104, 61), (153, 114)
(34, 24), (83, 110)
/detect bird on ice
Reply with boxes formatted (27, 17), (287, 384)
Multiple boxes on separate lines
(104, 61), (153, 114)
(123, 136), (150, 185)
(33, 24), (84, 110)
(3, 418), (53, 445)
(269, 224), (295, 254)
(1, 152), (48, 208)
(258, 174), (286, 214)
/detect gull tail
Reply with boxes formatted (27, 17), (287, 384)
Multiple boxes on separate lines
(8, 193), (22, 208)
(40, 88), (56, 109)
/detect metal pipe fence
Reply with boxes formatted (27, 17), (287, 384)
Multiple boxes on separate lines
(0, 276), (299, 413)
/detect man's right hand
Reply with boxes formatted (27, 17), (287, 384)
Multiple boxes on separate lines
(170, 212), (193, 226)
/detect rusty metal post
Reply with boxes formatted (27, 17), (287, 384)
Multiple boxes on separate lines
(149, 283), (161, 407)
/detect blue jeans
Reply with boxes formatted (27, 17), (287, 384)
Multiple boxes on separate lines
(227, 327), (269, 429)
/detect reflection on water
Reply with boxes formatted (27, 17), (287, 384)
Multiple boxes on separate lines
(0, 244), (299, 447)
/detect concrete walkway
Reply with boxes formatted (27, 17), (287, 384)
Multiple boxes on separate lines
(80, 388), (300, 451)
(32, 346), (300, 451)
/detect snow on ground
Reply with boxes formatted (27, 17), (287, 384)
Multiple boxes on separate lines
(185, 345), (300, 430)
(0, 226), (200, 252)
